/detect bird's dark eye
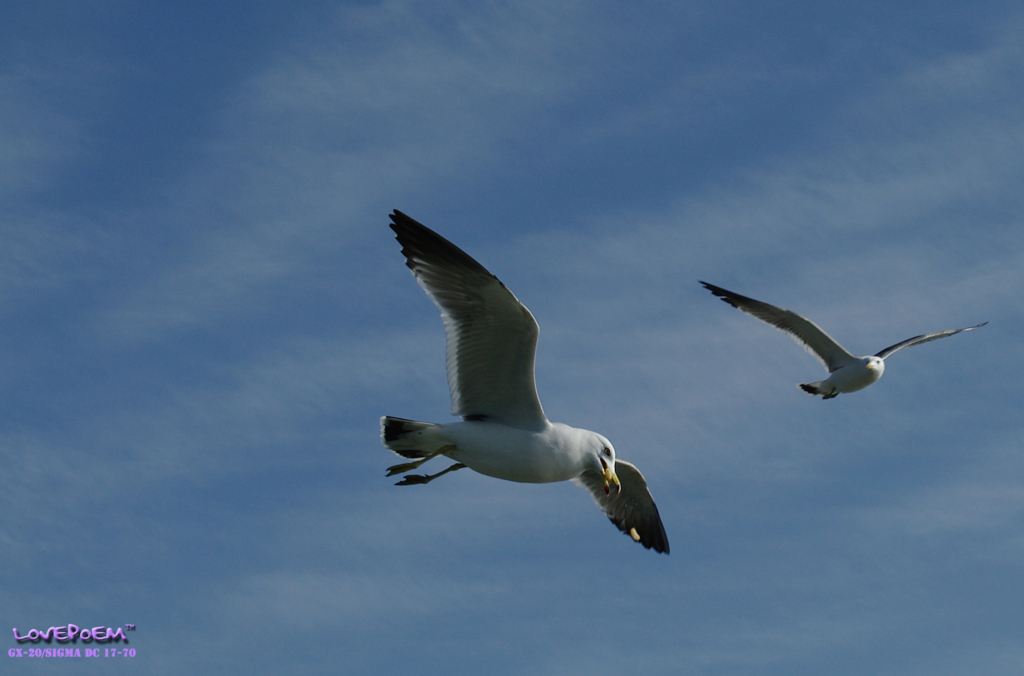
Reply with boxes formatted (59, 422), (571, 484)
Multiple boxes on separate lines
(603, 447), (611, 456)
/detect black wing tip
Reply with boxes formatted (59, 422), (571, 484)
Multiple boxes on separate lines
(387, 210), (491, 276)
(613, 516), (670, 554)
(948, 321), (989, 333)
(388, 209), (421, 236)
(389, 209), (440, 241)
(699, 280), (730, 297)
(647, 526), (671, 554)
(648, 516), (670, 554)
(699, 280), (746, 309)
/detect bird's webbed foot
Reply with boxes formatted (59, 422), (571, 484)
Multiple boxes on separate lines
(386, 444), (457, 476)
(394, 462), (466, 486)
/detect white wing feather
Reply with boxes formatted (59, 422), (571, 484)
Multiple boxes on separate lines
(391, 211), (548, 430)
(875, 323), (988, 359)
(701, 282), (858, 373)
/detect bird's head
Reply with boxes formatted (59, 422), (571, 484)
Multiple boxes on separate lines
(864, 356), (886, 379)
(589, 434), (620, 496)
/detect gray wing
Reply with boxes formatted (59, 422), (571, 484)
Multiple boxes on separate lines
(574, 459), (669, 554)
(390, 211), (547, 430)
(701, 281), (858, 373)
(875, 322), (987, 360)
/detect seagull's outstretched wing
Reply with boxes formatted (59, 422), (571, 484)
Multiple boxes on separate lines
(700, 281), (858, 373)
(575, 460), (669, 554)
(875, 322), (987, 360)
(390, 210), (547, 430)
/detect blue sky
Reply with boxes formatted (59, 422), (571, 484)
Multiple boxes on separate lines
(3, 1), (1023, 673)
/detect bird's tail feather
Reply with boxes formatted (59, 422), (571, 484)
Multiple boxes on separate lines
(799, 381), (838, 399)
(380, 416), (440, 458)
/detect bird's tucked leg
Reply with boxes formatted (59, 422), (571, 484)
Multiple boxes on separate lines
(386, 444), (457, 476)
(394, 462), (466, 486)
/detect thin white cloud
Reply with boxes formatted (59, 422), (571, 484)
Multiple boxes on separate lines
(0, 68), (84, 198)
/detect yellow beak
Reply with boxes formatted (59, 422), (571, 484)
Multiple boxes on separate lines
(603, 463), (620, 496)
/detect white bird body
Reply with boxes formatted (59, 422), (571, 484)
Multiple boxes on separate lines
(384, 419), (607, 484)
(802, 356), (885, 398)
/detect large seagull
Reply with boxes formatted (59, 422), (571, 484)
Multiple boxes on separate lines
(380, 211), (669, 553)
(701, 281), (986, 399)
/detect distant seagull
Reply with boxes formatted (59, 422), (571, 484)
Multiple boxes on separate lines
(381, 211), (669, 553)
(700, 281), (986, 399)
